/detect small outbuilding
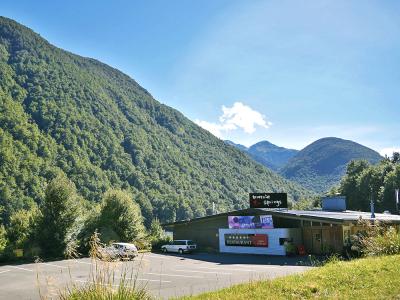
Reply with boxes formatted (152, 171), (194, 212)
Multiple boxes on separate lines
(163, 197), (400, 255)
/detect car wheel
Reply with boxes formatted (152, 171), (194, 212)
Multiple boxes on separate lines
(162, 247), (167, 253)
(178, 249), (183, 254)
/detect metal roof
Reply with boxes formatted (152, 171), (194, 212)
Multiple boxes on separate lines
(162, 208), (400, 227)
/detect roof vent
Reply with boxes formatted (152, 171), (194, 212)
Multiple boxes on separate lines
(322, 196), (346, 211)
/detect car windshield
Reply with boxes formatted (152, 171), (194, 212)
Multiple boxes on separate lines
(187, 240), (195, 245)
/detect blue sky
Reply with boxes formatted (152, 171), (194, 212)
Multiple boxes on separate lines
(2, 0), (400, 155)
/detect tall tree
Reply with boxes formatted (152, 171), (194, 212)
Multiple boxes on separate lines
(38, 175), (82, 257)
(97, 189), (145, 243)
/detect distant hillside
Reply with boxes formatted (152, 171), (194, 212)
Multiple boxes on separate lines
(224, 140), (248, 152)
(225, 140), (298, 171)
(0, 17), (312, 225)
(280, 137), (382, 193)
(248, 141), (299, 171)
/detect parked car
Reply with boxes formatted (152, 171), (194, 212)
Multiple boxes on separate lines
(99, 242), (138, 261)
(161, 240), (197, 254)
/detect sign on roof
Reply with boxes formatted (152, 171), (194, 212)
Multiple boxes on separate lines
(228, 215), (273, 229)
(249, 193), (288, 209)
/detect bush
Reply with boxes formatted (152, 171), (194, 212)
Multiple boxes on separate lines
(349, 219), (400, 257)
(0, 225), (7, 259)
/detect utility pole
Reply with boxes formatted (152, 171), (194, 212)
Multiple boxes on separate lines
(370, 190), (375, 219)
(395, 189), (399, 215)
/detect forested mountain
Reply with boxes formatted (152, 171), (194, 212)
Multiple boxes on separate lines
(280, 137), (382, 193)
(225, 140), (298, 171)
(0, 17), (311, 225)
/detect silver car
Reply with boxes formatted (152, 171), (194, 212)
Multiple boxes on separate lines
(100, 242), (138, 260)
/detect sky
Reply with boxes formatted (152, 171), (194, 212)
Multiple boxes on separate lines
(1, 0), (400, 155)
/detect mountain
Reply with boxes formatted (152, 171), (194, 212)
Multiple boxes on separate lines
(225, 140), (298, 171)
(224, 140), (248, 152)
(279, 137), (382, 193)
(247, 141), (299, 171)
(0, 17), (312, 225)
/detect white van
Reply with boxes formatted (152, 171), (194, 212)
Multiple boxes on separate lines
(161, 240), (197, 254)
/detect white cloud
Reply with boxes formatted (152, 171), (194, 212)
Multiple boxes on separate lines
(380, 147), (400, 157)
(195, 102), (271, 138)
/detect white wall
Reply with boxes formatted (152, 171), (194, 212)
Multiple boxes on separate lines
(219, 228), (302, 256)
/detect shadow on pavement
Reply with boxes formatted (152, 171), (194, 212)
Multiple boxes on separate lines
(154, 252), (312, 266)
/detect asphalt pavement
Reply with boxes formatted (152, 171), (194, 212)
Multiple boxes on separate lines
(0, 252), (312, 299)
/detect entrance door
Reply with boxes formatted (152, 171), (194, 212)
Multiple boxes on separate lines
(312, 229), (322, 254)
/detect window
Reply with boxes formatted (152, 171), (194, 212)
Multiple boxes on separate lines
(279, 238), (293, 246)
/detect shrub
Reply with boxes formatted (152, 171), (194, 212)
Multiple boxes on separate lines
(349, 219), (400, 257)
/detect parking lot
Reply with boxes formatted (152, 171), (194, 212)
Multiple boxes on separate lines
(0, 253), (311, 299)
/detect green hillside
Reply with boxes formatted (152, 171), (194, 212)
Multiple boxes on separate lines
(0, 17), (311, 225)
(280, 137), (382, 193)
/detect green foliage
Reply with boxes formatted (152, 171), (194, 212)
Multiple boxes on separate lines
(280, 137), (382, 193)
(291, 196), (321, 210)
(348, 220), (400, 257)
(97, 189), (146, 244)
(0, 16), (311, 228)
(38, 175), (82, 257)
(338, 153), (400, 212)
(0, 225), (7, 257)
(7, 207), (39, 249)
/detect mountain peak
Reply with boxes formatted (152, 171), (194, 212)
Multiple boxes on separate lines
(280, 137), (382, 193)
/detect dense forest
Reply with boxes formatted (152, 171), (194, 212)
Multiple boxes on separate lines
(0, 16), (312, 232)
(336, 153), (400, 213)
(280, 137), (382, 193)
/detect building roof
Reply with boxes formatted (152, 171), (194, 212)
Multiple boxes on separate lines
(162, 208), (400, 227)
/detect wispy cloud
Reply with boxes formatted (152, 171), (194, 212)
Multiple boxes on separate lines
(195, 102), (271, 138)
(380, 147), (400, 157)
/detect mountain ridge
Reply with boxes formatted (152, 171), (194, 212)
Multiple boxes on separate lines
(0, 16), (311, 224)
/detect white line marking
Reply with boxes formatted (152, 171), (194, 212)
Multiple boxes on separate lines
(173, 269), (232, 275)
(0, 269), (11, 274)
(40, 263), (69, 269)
(9, 266), (33, 272)
(197, 266), (258, 272)
(144, 254), (170, 260)
(143, 272), (202, 278)
(76, 277), (171, 285)
(71, 260), (93, 265)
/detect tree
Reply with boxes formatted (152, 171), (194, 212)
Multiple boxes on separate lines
(149, 218), (164, 241)
(97, 189), (145, 243)
(7, 207), (39, 249)
(38, 175), (82, 257)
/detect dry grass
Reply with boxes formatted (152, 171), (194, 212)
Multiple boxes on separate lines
(37, 232), (153, 300)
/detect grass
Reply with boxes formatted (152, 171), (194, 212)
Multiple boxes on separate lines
(179, 255), (400, 300)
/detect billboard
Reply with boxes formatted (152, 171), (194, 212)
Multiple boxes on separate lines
(249, 193), (288, 209)
(228, 215), (273, 229)
(224, 233), (268, 247)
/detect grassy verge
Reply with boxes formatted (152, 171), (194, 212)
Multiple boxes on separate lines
(180, 255), (400, 300)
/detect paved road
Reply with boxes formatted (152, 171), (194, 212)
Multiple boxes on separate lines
(0, 253), (312, 299)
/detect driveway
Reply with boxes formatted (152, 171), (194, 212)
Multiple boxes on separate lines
(0, 253), (312, 299)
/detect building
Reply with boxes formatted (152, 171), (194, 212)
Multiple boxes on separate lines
(162, 197), (400, 255)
